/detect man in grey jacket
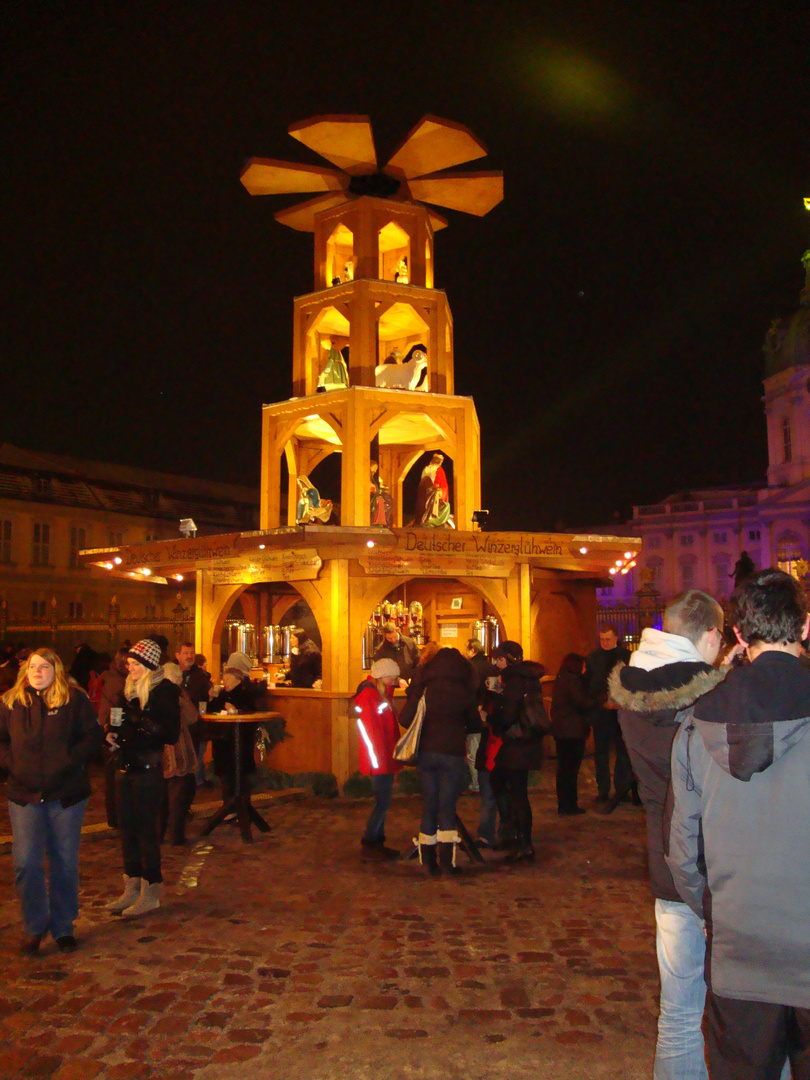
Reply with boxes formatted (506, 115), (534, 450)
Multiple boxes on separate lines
(666, 569), (810, 1080)
(611, 590), (727, 1080)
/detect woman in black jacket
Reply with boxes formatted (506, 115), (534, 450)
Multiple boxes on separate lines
(206, 666), (258, 804)
(550, 653), (594, 816)
(0, 648), (103, 955)
(399, 647), (481, 875)
(488, 641), (547, 863)
(288, 628), (322, 689)
(105, 639), (180, 919)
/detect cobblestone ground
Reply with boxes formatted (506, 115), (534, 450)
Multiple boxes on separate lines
(0, 761), (659, 1080)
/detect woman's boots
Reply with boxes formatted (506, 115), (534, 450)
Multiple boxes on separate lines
(417, 833), (441, 877)
(437, 829), (462, 875)
(105, 875), (141, 913)
(122, 880), (163, 917)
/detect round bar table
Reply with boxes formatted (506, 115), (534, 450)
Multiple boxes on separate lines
(201, 711), (282, 842)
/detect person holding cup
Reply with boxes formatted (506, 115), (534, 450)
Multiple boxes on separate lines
(0, 648), (104, 955)
(105, 639), (180, 918)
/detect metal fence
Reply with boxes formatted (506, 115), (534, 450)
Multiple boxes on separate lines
(0, 598), (194, 659)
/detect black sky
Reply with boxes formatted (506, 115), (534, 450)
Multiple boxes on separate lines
(3, 2), (809, 531)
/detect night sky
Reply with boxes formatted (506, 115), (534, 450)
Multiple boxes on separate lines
(4, 3), (809, 531)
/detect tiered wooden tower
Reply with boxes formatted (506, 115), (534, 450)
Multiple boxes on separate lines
(241, 115), (504, 531)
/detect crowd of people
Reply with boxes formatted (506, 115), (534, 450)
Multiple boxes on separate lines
(1, 574), (809, 1078)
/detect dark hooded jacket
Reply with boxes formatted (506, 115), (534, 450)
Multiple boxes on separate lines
(610, 648), (725, 900)
(398, 647), (481, 757)
(665, 650), (810, 1008)
(490, 660), (547, 771)
(0, 686), (104, 806)
(289, 635), (322, 689)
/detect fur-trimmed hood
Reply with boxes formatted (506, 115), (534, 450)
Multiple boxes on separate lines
(610, 660), (726, 714)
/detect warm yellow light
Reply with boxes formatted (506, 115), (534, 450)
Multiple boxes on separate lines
(579, 546), (588, 554)
(624, 551), (633, 559)
(367, 540), (375, 548)
(140, 567), (151, 576)
(113, 556), (122, 565)
(258, 544), (266, 549)
(615, 559), (623, 566)
(104, 562), (114, 570)
(805, 197), (810, 211)
(609, 567), (617, 575)
(174, 574), (184, 582)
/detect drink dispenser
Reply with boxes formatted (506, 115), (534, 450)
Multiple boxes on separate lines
(262, 624), (282, 663)
(227, 621), (257, 663)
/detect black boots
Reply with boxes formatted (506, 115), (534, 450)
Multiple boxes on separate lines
(361, 837), (399, 861)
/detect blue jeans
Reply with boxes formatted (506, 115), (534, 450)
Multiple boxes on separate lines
(8, 798), (88, 940)
(477, 769), (498, 845)
(363, 773), (394, 842)
(418, 752), (466, 836)
(654, 898), (709, 1080)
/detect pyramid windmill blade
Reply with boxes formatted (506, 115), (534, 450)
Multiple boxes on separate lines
(409, 172), (504, 217)
(289, 115), (377, 175)
(274, 192), (350, 232)
(240, 158), (345, 196)
(386, 115), (489, 180)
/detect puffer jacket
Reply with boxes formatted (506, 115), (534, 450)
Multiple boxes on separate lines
(489, 659), (547, 771)
(665, 650), (810, 1008)
(117, 676), (181, 771)
(354, 678), (401, 776)
(398, 648), (481, 758)
(550, 668), (594, 740)
(610, 640), (724, 901)
(0, 686), (104, 806)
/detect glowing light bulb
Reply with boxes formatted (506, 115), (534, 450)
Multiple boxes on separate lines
(258, 544), (265, 550)
(609, 567), (617, 575)
(140, 567), (151, 576)
(367, 540), (375, 548)
(624, 551), (633, 559)
(113, 556), (122, 565)
(174, 574), (184, 582)
(579, 546), (588, 554)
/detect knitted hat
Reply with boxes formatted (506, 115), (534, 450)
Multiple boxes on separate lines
(491, 640), (523, 664)
(225, 651), (252, 676)
(370, 658), (400, 680)
(223, 666), (245, 679)
(128, 638), (162, 671)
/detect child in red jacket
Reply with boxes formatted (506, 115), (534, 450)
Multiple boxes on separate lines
(355, 658), (402, 859)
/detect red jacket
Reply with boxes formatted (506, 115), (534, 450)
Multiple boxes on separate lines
(355, 680), (402, 776)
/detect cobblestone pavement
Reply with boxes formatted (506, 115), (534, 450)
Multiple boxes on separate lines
(0, 761), (660, 1080)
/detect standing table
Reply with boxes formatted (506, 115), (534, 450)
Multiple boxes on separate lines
(201, 711), (282, 843)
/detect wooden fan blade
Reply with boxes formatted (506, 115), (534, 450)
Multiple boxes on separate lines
(240, 158), (345, 196)
(409, 172), (504, 216)
(274, 192), (350, 232)
(386, 115), (488, 180)
(289, 115), (377, 175)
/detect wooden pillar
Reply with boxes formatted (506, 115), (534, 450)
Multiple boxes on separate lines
(341, 393), (369, 525)
(260, 410), (282, 531)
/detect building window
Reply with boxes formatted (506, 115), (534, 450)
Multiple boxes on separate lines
(68, 601), (84, 619)
(108, 530), (123, 547)
(644, 561), (662, 591)
(777, 533), (803, 581)
(36, 477), (49, 495)
(0, 520), (11, 563)
(748, 529), (761, 542)
(32, 523), (50, 566)
(69, 526), (86, 569)
(782, 417), (792, 464)
(713, 557), (731, 599)
(647, 535), (662, 549)
(145, 603), (156, 618)
(681, 563), (696, 588)
(679, 534), (694, 547)
(713, 531), (727, 544)
(31, 600), (46, 619)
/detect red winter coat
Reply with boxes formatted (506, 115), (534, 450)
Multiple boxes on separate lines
(355, 680), (402, 776)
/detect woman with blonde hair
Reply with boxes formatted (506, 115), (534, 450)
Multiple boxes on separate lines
(105, 638), (180, 917)
(0, 648), (103, 955)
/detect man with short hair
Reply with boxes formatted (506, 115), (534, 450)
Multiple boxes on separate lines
(585, 624), (632, 809)
(611, 590), (728, 1080)
(176, 641), (211, 786)
(666, 569), (810, 1080)
(373, 621), (420, 684)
